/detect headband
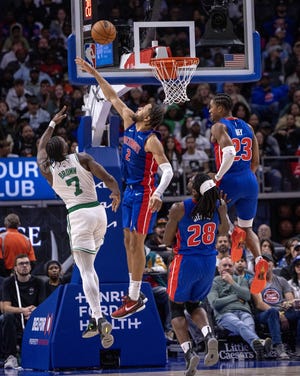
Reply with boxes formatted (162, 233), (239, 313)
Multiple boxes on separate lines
(199, 179), (216, 195)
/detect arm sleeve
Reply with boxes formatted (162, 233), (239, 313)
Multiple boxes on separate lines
(153, 162), (173, 198)
(215, 145), (236, 181)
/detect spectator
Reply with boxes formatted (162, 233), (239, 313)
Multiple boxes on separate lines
(215, 234), (231, 271)
(11, 46), (30, 82)
(186, 83), (213, 120)
(288, 255), (300, 300)
(21, 95), (50, 132)
(207, 256), (271, 359)
(2, 23), (30, 53)
(0, 40), (27, 71)
(250, 72), (288, 126)
(285, 61), (300, 86)
(145, 217), (172, 265)
(163, 136), (183, 195)
(284, 40), (300, 78)
(157, 123), (182, 154)
(180, 120), (211, 156)
(44, 260), (71, 298)
(163, 103), (185, 139)
(2, 254), (45, 369)
(256, 224), (284, 255)
(234, 256), (254, 282)
(0, 139), (18, 158)
(13, 122), (37, 157)
(0, 213), (36, 277)
(274, 112), (300, 156)
(260, 238), (276, 261)
(232, 101), (251, 123)
(248, 112), (261, 133)
(5, 78), (31, 114)
(255, 127), (282, 192)
(143, 247), (172, 340)
(280, 240), (300, 280)
(253, 252), (300, 358)
(182, 136), (209, 181)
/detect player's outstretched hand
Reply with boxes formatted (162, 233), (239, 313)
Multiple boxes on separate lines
(110, 192), (121, 212)
(52, 106), (67, 125)
(149, 194), (162, 213)
(75, 56), (95, 75)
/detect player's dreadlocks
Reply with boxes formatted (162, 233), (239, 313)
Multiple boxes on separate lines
(213, 93), (232, 112)
(191, 173), (220, 220)
(46, 136), (66, 163)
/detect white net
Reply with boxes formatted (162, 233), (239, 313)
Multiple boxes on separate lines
(150, 57), (199, 104)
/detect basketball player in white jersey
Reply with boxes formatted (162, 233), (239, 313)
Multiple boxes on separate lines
(37, 106), (121, 348)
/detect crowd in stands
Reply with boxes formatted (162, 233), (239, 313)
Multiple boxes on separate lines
(1, 0), (300, 366)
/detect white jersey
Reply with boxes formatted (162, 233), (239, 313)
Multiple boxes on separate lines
(50, 153), (98, 209)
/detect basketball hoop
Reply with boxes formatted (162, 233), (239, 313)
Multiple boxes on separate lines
(149, 57), (199, 104)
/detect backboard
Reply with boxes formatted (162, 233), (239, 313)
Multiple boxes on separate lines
(68, 0), (261, 85)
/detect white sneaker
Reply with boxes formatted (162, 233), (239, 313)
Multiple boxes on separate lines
(4, 355), (18, 369)
(275, 344), (289, 360)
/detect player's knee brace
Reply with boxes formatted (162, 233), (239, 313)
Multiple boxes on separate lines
(185, 301), (201, 316)
(170, 300), (185, 320)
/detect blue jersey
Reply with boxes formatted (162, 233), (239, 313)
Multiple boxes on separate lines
(214, 117), (254, 174)
(174, 198), (219, 256)
(122, 123), (159, 187)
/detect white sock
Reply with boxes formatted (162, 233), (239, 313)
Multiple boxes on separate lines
(255, 256), (263, 264)
(201, 325), (211, 338)
(129, 273), (132, 284)
(181, 341), (192, 353)
(129, 280), (141, 301)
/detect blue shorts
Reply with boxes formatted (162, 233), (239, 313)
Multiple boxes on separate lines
(167, 253), (216, 303)
(220, 169), (258, 221)
(122, 185), (157, 235)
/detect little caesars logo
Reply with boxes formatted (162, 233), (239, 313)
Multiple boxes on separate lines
(219, 342), (255, 360)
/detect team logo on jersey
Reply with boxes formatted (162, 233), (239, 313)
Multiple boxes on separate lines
(235, 129), (243, 136)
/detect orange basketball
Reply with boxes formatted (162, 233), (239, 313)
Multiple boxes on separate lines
(91, 20), (116, 45)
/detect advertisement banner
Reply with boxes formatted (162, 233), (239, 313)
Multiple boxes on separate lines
(0, 157), (57, 200)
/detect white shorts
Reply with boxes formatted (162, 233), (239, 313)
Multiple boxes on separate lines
(67, 204), (107, 254)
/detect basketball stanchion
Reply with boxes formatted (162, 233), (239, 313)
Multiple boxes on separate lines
(149, 57), (199, 104)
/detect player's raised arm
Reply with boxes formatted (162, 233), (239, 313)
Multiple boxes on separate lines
(37, 106), (67, 182)
(75, 57), (134, 128)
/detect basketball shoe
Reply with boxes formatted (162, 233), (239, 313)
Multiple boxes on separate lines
(82, 317), (114, 348)
(184, 348), (200, 376)
(230, 226), (246, 262)
(111, 296), (145, 319)
(204, 331), (219, 367)
(250, 257), (269, 294)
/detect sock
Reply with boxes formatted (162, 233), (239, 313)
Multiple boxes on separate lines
(129, 273), (132, 284)
(255, 255), (263, 264)
(201, 325), (211, 338)
(94, 311), (103, 321)
(181, 341), (192, 353)
(129, 280), (141, 301)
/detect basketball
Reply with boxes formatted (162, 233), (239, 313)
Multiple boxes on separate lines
(91, 20), (116, 45)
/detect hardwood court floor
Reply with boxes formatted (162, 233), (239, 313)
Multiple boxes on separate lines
(4, 358), (300, 376)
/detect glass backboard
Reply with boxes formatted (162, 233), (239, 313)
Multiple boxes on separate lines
(68, 0), (261, 85)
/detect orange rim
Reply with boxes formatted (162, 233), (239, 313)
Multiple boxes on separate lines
(150, 57), (199, 80)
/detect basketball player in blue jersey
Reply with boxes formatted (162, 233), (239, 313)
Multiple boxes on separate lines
(37, 107), (121, 348)
(209, 93), (268, 294)
(163, 173), (229, 375)
(75, 57), (173, 318)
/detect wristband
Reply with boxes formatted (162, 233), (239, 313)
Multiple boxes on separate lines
(49, 120), (56, 129)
